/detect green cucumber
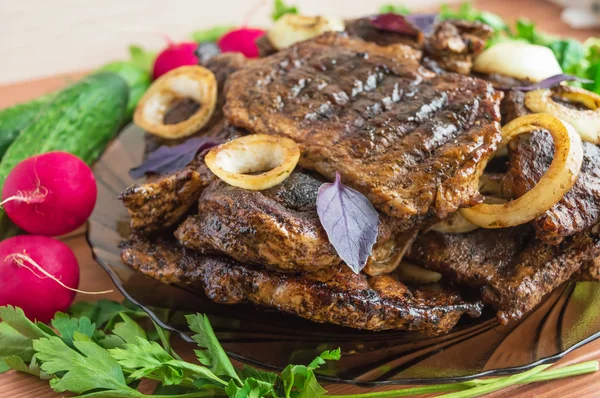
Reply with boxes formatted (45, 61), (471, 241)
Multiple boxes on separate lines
(0, 72), (128, 238)
(98, 61), (151, 120)
(0, 93), (55, 159)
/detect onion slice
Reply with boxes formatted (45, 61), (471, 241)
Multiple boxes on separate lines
(396, 262), (442, 284)
(473, 42), (563, 82)
(460, 114), (583, 229)
(134, 65), (217, 139)
(525, 87), (600, 144)
(204, 134), (300, 190)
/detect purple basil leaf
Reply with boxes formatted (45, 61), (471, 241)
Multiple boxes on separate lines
(317, 172), (380, 274)
(405, 13), (437, 35)
(370, 13), (420, 36)
(129, 136), (220, 179)
(497, 73), (594, 92)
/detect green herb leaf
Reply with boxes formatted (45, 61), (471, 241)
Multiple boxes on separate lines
(379, 4), (410, 15)
(0, 306), (51, 340)
(308, 348), (341, 370)
(226, 377), (275, 398)
(0, 322), (36, 362)
(3, 355), (51, 379)
(272, 0), (298, 21)
(0, 360), (9, 374)
(113, 313), (148, 344)
(190, 26), (233, 43)
(34, 332), (140, 396)
(186, 314), (240, 383)
(129, 45), (157, 75)
(109, 337), (184, 384)
(440, 2), (507, 31)
(280, 350), (340, 398)
(71, 300), (148, 331)
(51, 313), (96, 347)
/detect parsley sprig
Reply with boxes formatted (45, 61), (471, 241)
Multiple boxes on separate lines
(0, 301), (597, 398)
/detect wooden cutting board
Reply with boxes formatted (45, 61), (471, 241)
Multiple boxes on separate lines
(0, 1), (599, 396)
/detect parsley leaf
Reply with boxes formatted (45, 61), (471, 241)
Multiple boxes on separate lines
(0, 306), (51, 340)
(3, 355), (50, 379)
(34, 332), (141, 396)
(109, 337), (185, 384)
(281, 349), (341, 398)
(379, 4), (410, 15)
(272, 0), (298, 21)
(70, 300), (148, 330)
(51, 313), (96, 347)
(113, 313), (147, 344)
(190, 26), (233, 43)
(186, 314), (241, 383)
(0, 322), (36, 362)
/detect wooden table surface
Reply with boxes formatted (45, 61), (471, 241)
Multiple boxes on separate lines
(0, 1), (599, 396)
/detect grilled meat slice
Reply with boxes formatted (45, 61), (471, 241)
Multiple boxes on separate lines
(175, 171), (340, 273)
(424, 20), (493, 75)
(504, 131), (600, 244)
(122, 123), (242, 233)
(407, 227), (600, 323)
(121, 234), (482, 334)
(175, 170), (412, 274)
(225, 33), (502, 227)
(120, 169), (206, 233)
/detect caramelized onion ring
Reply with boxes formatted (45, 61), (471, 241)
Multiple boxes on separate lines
(460, 114), (583, 228)
(525, 87), (600, 144)
(205, 134), (300, 190)
(134, 66), (217, 139)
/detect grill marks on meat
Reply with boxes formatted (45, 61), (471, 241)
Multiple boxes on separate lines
(225, 33), (502, 227)
(407, 227), (600, 323)
(504, 131), (600, 244)
(121, 234), (482, 335)
(345, 17), (422, 48)
(175, 170), (410, 274)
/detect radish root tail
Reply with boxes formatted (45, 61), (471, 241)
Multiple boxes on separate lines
(6, 252), (113, 295)
(0, 186), (49, 209)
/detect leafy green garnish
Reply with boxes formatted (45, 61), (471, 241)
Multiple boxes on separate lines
(128, 45), (157, 75)
(272, 0), (298, 21)
(439, 2), (507, 32)
(379, 4), (410, 15)
(0, 301), (598, 398)
(190, 26), (234, 43)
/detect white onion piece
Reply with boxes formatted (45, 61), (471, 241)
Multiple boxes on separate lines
(525, 87), (600, 144)
(396, 262), (442, 284)
(134, 66), (217, 139)
(205, 134), (300, 190)
(268, 14), (345, 50)
(460, 114), (583, 228)
(431, 212), (479, 234)
(473, 42), (562, 82)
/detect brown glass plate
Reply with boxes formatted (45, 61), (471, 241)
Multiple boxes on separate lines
(87, 124), (600, 385)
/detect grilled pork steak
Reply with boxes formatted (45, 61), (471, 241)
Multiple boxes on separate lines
(121, 234), (482, 335)
(225, 33), (502, 227)
(504, 131), (600, 244)
(175, 170), (413, 274)
(424, 20), (493, 75)
(407, 227), (600, 323)
(500, 89), (600, 244)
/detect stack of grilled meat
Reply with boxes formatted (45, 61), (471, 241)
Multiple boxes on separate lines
(119, 20), (600, 336)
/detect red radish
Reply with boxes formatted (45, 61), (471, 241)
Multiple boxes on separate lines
(0, 236), (80, 322)
(1, 151), (97, 236)
(153, 41), (198, 80)
(218, 28), (265, 58)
